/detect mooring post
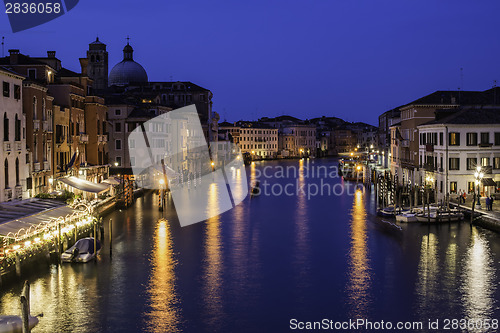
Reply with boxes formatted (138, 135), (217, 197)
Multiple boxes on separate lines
(15, 252), (21, 277)
(94, 221), (97, 263)
(109, 218), (112, 257)
(57, 222), (62, 255)
(20, 280), (30, 333)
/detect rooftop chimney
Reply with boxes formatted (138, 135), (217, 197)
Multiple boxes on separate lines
(8, 49), (19, 64)
(47, 51), (56, 58)
(79, 58), (88, 76)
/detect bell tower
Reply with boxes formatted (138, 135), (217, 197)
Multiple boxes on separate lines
(86, 37), (108, 90)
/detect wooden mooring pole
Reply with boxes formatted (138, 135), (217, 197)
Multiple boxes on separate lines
(21, 280), (30, 333)
(109, 218), (113, 257)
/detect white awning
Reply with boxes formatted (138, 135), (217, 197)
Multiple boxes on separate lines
(58, 176), (110, 193)
(102, 177), (120, 185)
(0, 205), (77, 237)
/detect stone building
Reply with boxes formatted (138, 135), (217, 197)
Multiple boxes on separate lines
(418, 107), (500, 201)
(0, 67), (28, 201)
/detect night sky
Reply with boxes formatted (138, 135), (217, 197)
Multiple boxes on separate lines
(1, 0), (500, 125)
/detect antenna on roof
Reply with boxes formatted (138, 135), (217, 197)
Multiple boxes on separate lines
(126, 35), (130, 44)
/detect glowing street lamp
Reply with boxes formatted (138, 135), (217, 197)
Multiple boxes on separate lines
(474, 166), (484, 208)
(114, 162), (118, 167)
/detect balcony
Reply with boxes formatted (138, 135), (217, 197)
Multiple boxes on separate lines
(43, 161), (50, 170)
(33, 120), (41, 131)
(425, 144), (434, 152)
(423, 163), (436, 172)
(401, 139), (410, 147)
(42, 120), (50, 132)
(15, 142), (22, 151)
(34, 162), (41, 172)
(79, 134), (89, 143)
(14, 186), (22, 199)
(479, 142), (493, 148)
(3, 142), (12, 152)
(98, 135), (108, 143)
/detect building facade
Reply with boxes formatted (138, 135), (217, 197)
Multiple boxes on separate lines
(0, 67), (28, 202)
(418, 107), (500, 201)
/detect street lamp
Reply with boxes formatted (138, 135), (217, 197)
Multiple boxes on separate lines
(114, 162), (118, 167)
(474, 166), (484, 208)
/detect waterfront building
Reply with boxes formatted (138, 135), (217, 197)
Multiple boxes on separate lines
(417, 107), (500, 201)
(0, 50), (58, 196)
(52, 104), (71, 182)
(236, 121), (278, 158)
(107, 99), (171, 172)
(0, 67), (28, 202)
(378, 108), (400, 168)
(389, 90), (491, 187)
(278, 124), (316, 157)
(97, 39), (217, 174)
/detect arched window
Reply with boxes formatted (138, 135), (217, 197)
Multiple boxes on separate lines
(15, 158), (19, 185)
(33, 96), (37, 120)
(3, 113), (8, 141)
(4, 159), (8, 188)
(96, 55), (100, 62)
(42, 99), (46, 121)
(91, 55), (95, 62)
(14, 114), (20, 141)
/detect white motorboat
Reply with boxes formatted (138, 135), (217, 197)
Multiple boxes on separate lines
(396, 212), (418, 223)
(61, 237), (101, 263)
(415, 210), (464, 223)
(0, 315), (38, 333)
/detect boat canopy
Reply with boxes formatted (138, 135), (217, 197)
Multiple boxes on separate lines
(58, 176), (110, 193)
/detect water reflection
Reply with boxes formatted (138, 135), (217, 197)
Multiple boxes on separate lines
(346, 189), (371, 318)
(294, 159), (310, 292)
(0, 265), (100, 333)
(461, 228), (496, 323)
(202, 183), (224, 331)
(144, 219), (180, 333)
(415, 232), (439, 316)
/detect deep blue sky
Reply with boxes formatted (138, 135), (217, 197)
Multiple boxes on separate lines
(2, 0), (500, 125)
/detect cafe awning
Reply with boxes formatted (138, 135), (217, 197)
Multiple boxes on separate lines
(482, 178), (497, 186)
(0, 205), (77, 237)
(58, 176), (110, 193)
(102, 177), (120, 185)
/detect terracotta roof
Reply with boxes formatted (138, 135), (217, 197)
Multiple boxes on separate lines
(421, 107), (500, 125)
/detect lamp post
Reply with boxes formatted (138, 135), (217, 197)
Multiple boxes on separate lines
(425, 175), (434, 222)
(474, 166), (484, 208)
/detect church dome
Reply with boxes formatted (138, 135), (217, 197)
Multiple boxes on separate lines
(108, 43), (148, 86)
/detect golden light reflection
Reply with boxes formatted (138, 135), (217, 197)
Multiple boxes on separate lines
(294, 159), (309, 284)
(145, 218), (180, 333)
(461, 228), (495, 321)
(202, 183), (225, 330)
(415, 233), (439, 315)
(0, 264), (100, 332)
(346, 189), (371, 318)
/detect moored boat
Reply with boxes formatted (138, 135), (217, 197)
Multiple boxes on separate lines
(396, 212), (418, 223)
(61, 237), (101, 263)
(0, 315), (38, 333)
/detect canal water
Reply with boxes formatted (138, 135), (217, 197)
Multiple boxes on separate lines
(1, 158), (500, 332)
